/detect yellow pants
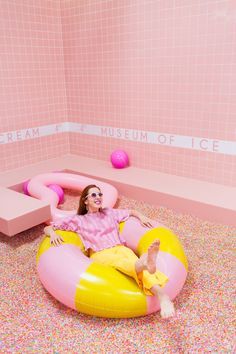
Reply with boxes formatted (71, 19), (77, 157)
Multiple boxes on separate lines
(90, 245), (168, 296)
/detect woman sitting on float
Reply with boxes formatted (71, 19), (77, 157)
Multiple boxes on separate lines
(44, 184), (175, 319)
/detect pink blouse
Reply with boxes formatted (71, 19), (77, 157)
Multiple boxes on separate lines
(52, 208), (130, 252)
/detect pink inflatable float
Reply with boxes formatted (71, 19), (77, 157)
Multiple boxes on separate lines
(23, 179), (64, 204)
(27, 172), (118, 222)
(37, 219), (188, 318)
(30, 171), (187, 318)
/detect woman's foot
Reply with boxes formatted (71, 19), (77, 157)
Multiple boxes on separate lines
(136, 240), (160, 274)
(151, 285), (176, 319)
(147, 240), (160, 273)
(159, 296), (175, 319)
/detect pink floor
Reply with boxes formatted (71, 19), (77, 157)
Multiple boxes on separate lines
(0, 190), (235, 353)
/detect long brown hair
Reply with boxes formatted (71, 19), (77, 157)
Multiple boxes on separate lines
(77, 184), (101, 215)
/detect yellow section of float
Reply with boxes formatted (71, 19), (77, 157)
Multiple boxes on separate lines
(36, 230), (85, 264)
(137, 227), (188, 270)
(119, 221), (125, 233)
(74, 262), (147, 318)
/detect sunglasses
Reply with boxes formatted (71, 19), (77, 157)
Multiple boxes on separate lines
(86, 192), (103, 199)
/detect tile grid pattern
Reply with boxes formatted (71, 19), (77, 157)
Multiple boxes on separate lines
(0, 0), (235, 186)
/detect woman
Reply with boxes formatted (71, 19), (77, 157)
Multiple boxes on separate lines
(44, 184), (175, 319)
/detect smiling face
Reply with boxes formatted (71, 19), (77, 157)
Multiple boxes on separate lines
(84, 186), (103, 213)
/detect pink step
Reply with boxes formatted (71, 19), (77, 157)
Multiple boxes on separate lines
(0, 187), (51, 236)
(0, 154), (235, 237)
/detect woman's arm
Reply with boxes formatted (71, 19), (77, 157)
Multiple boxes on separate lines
(44, 225), (64, 247)
(44, 215), (80, 247)
(129, 210), (155, 228)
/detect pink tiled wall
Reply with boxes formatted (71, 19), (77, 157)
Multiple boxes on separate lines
(62, 0), (236, 186)
(0, 0), (69, 171)
(1, 1), (236, 187)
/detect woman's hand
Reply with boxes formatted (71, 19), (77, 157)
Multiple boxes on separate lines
(138, 215), (155, 228)
(130, 210), (155, 228)
(44, 226), (64, 247)
(50, 232), (64, 247)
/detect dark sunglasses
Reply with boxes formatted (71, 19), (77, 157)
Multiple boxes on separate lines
(86, 192), (103, 199)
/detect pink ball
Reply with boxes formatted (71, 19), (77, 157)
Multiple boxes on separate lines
(22, 180), (30, 195)
(110, 150), (129, 169)
(48, 184), (64, 204)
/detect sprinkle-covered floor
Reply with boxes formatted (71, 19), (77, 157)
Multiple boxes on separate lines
(0, 191), (235, 353)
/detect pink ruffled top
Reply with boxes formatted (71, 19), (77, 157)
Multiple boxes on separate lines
(52, 208), (130, 252)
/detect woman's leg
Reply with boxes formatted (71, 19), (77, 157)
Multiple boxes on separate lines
(91, 244), (175, 318)
(135, 240), (175, 319)
(151, 284), (175, 319)
(135, 240), (160, 274)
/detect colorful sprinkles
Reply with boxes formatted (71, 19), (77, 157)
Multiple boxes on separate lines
(0, 190), (235, 353)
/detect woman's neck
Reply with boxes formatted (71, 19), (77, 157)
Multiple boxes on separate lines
(87, 208), (101, 214)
